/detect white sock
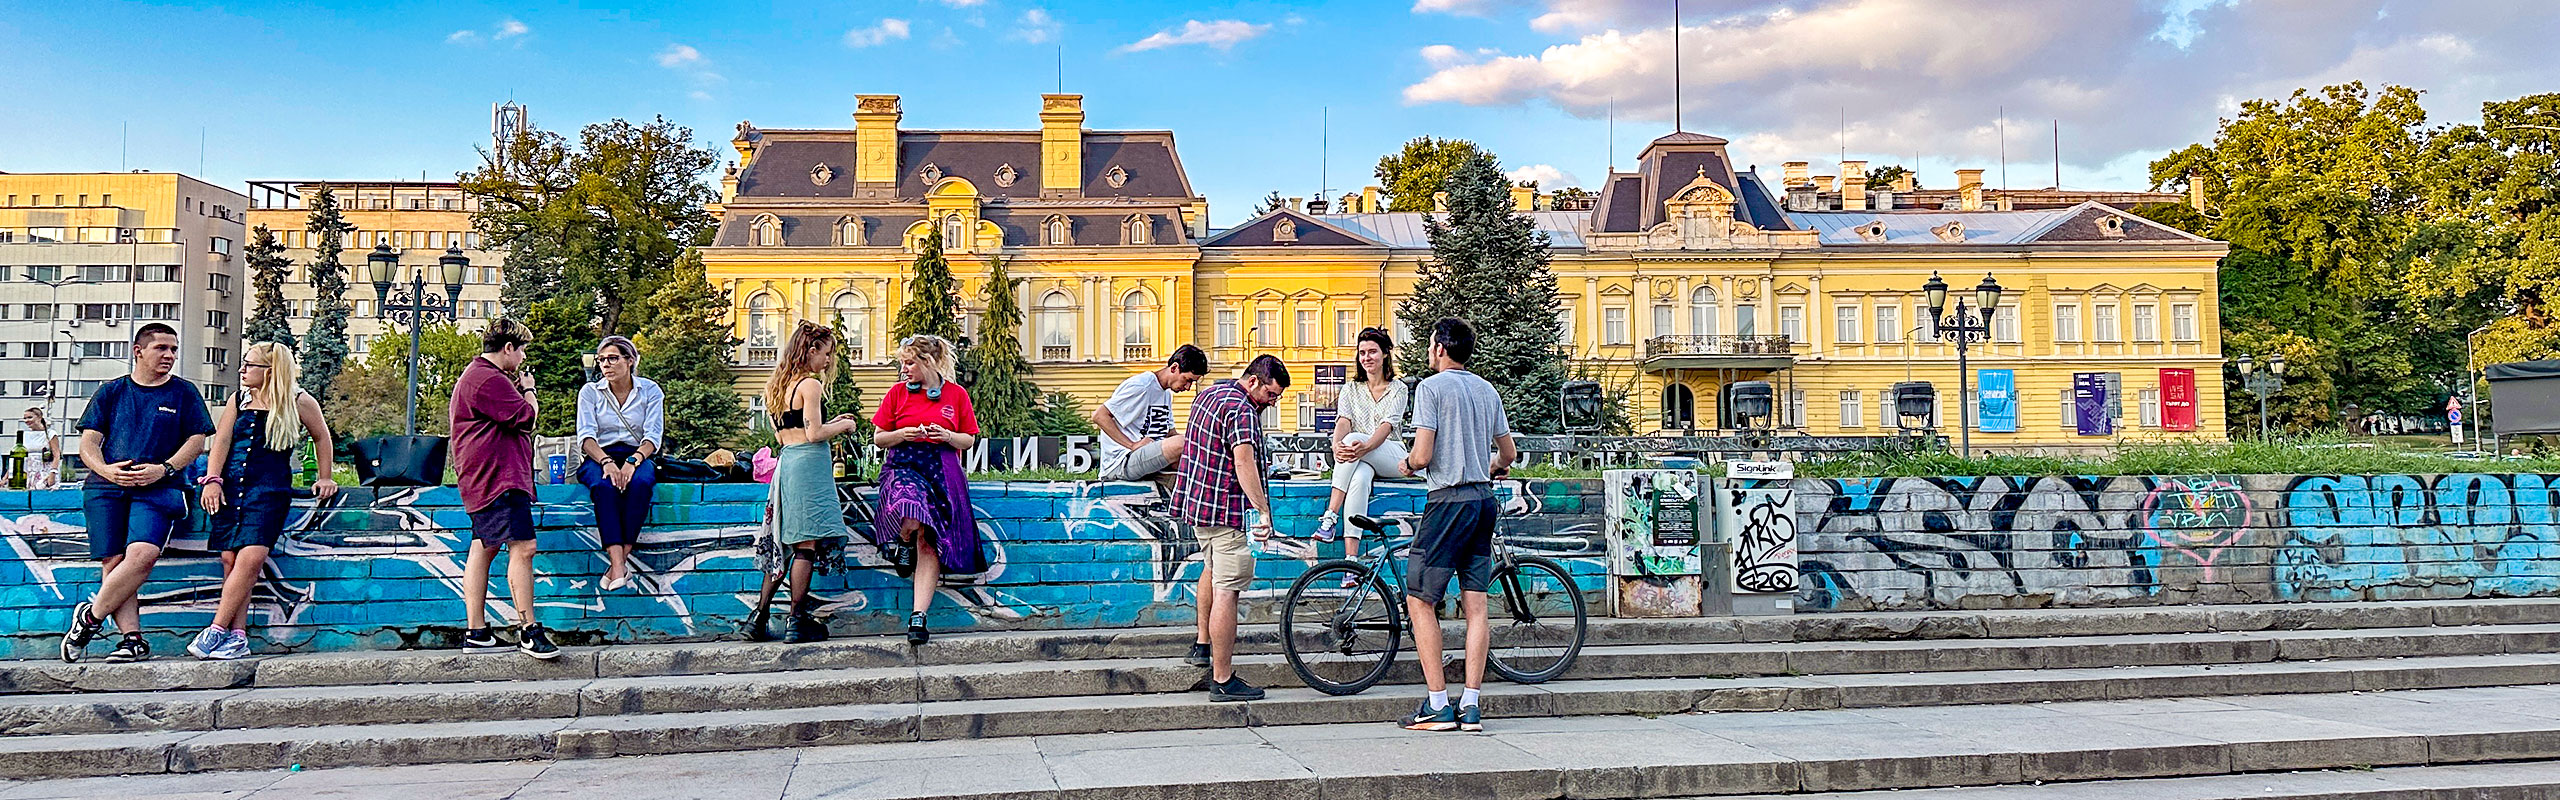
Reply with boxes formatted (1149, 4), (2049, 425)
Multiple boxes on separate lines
(1461, 687), (1481, 707)
(1428, 690), (1449, 710)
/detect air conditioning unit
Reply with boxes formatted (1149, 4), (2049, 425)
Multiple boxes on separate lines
(65, 317), (80, 328)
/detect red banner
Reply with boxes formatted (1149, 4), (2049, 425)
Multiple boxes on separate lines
(2161, 368), (2197, 431)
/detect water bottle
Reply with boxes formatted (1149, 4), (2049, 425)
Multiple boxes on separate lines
(547, 454), (568, 485)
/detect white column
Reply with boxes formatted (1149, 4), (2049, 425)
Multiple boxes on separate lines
(1635, 276), (1655, 343)
(1807, 274), (1824, 354)
(1676, 275), (1693, 335)
(1581, 277), (1599, 351)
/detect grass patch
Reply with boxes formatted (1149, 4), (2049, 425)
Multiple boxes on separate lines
(1787, 435), (2560, 478)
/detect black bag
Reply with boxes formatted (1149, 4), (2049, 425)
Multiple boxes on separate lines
(650, 456), (725, 484)
(351, 436), (448, 487)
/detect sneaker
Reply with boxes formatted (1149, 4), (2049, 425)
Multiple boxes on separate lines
(905, 613), (930, 646)
(1184, 642), (1211, 668)
(103, 633), (150, 663)
(208, 630), (252, 661)
(186, 626), (228, 660)
(517, 624), (561, 660)
(1208, 675), (1265, 702)
(1458, 703), (1484, 732)
(1339, 572), (1363, 590)
(60, 601), (101, 663)
(460, 627), (509, 654)
(1401, 699), (1459, 732)
(1312, 517), (1339, 543)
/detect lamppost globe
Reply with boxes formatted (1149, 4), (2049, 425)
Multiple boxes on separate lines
(438, 246), (469, 298)
(1922, 272), (1949, 318)
(1975, 273), (2003, 313)
(366, 243), (398, 289)
(2236, 354), (2254, 376)
(2269, 353), (2287, 377)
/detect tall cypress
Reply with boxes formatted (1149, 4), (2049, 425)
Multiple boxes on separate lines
(1395, 151), (1569, 433)
(242, 225), (296, 347)
(891, 231), (964, 343)
(963, 256), (1038, 437)
(301, 186), (354, 399)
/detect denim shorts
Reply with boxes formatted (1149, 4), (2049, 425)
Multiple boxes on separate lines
(469, 490), (537, 545)
(208, 483), (294, 552)
(83, 484), (187, 560)
(1403, 493), (1498, 606)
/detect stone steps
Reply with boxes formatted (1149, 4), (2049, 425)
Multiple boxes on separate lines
(1710, 762), (2560, 799)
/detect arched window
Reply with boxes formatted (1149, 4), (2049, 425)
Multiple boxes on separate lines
(746, 292), (780, 365)
(1689, 286), (1721, 337)
(1661, 384), (1697, 431)
(831, 290), (869, 360)
(751, 215), (782, 247)
(1046, 215), (1070, 246)
(942, 214), (966, 249)
(1120, 289), (1156, 361)
(836, 217), (864, 247)
(1037, 291), (1077, 361)
(1125, 215), (1150, 245)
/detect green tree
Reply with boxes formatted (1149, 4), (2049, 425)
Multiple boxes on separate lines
(520, 298), (598, 437)
(1033, 392), (1098, 437)
(1249, 191), (1286, 217)
(963, 256), (1039, 437)
(243, 225), (295, 347)
(1548, 186), (1596, 211)
(1864, 164), (1918, 190)
(632, 249), (748, 458)
(326, 323), (478, 439)
(1374, 136), (1494, 212)
(301, 186), (354, 400)
(826, 317), (875, 446)
(891, 231), (964, 343)
(462, 116), (721, 335)
(1395, 150), (1570, 433)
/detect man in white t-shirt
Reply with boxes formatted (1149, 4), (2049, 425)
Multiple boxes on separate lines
(1095, 345), (1208, 481)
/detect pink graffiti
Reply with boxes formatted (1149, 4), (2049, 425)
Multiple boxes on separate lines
(2137, 477), (2254, 581)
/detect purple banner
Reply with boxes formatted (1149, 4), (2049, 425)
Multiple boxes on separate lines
(2074, 372), (2113, 436)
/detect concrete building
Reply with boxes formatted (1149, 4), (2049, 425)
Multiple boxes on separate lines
(0, 172), (248, 424)
(242, 181), (506, 359)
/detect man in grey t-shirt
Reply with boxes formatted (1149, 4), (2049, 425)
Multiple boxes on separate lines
(1393, 318), (1516, 733)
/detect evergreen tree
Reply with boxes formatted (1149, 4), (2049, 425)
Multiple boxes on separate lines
(1033, 392), (1099, 437)
(633, 250), (748, 457)
(1249, 191), (1286, 217)
(962, 256), (1039, 437)
(242, 225), (296, 347)
(521, 298), (597, 437)
(301, 186), (354, 400)
(891, 231), (964, 343)
(1396, 150), (1570, 433)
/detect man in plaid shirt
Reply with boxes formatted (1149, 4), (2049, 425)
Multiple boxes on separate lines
(1172, 354), (1289, 702)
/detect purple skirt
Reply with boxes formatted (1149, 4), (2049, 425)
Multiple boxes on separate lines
(875, 442), (984, 574)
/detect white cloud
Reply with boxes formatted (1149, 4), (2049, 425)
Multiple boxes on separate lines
(494, 19), (529, 40)
(935, 0), (986, 6)
(446, 30), (479, 45)
(1507, 164), (1582, 188)
(1413, 0), (1524, 16)
(655, 43), (724, 100)
(845, 18), (913, 48)
(1012, 9), (1062, 44)
(445, 18), (530, 47)
(654, 44), (704, 68)
(1120, 19), (1269, 53)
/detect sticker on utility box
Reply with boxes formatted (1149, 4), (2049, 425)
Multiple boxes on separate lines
(1727, 460), (1794, 480)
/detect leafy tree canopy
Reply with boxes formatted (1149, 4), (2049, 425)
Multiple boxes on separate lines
(462, 116), (721, 336)
(1374, 136), (1494, 212)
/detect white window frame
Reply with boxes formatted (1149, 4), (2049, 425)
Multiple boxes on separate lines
(2172, 303), (2198, 341)
(1992, 306), (2020, 343)
(1336, 309), (1357, 347)
(2140, 388), (2162, 427)
(1779, 305), (1803, 340)
(1689, 287), (1719, 337)
(1296, 309), (1317, 348)
(1253, 309), (1277, 348)
(2054, 303), (2082, 342)
(1874, 304), (1901, 343)
(1215, 308), (1240, 347)
(1650, 304), (1673, 341)
(1838, 390), (1864, 429)
(1602, 306), (1629, 345)
(2133, 303), (2159, 342)
(2095, 304), (2120, 342)
(1834, 305), (1861, 343)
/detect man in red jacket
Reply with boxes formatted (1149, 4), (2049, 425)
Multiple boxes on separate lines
(448, 319), (558, 659)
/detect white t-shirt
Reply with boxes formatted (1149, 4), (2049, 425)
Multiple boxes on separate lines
(1099, 371), (1174, 464)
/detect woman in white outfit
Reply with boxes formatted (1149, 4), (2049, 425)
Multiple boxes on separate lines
(1311, 327), (1409, 563)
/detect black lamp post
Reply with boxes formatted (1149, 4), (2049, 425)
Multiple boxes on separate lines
(368, 243), (468, 435)
(1923, 271), (2003, 457)
(2235, 352), (2287, 439)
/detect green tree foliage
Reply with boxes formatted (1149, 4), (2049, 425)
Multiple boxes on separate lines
(300, 186), (354, 400)
(461, 116), (720, 335)
(1864, 164), (1918, 190)
(1374, 136), (1494, 212)
(891, 231), (964, 343)
(1249, 191), (1286, 217)
(243, 225), (296, 347)
(1033, 392), (1098, 437)
(632, 250), (748, 458)
(520, 298), (598, 437)
(1548, 186), (1596, 211)
(1395, 150), (1571, 433)
(327, 323), (478, 439)
(963, 256), (1039, 437)
(827, 317), (874, 446)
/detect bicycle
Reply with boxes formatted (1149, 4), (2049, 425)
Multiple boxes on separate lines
(1279, 513), (1588, 696)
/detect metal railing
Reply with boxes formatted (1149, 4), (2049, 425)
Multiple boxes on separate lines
(1643, 334), (1797, 358)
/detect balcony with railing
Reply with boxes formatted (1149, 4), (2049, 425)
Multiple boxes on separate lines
(1122, 343), (1154, 362)
(1640, 334), (1798, 371)
(1040, 344), (1074, 362)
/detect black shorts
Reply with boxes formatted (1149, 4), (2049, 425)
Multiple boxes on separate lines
(469, 490), (537, 546)
(1404, 493), (1498, 606)
(208, 483), (294, 552)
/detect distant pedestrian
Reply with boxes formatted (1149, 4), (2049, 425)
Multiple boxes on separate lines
(1172, 354), (1288, 701)
(762, 321), (861, 644)
(1095, 344), (1208, 482)
(577, 336), (663, 591)
(871, 334), (982, 646)
(60, 323), (214, 663)
(191, 342), (337, 660)
(20, 407), (63, 489)
(449, 318), (559, 660)
(1312, 327), (1409, 565)
(1396, 318), (1516, 733)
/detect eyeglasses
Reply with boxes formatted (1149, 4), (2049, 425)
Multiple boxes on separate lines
(242, 362), (272, 370)
(596, 354), (630, 364)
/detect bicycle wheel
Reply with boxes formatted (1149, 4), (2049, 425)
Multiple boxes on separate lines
(1485, 555), (1586, 684)
(1281, 559), (1403, 696)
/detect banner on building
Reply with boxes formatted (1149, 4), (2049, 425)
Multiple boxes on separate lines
(2161, 368), (2197, 431)
(1312, 364), (1349, 432)
(2074, 372), (2114, 436)
(1977, 369), (2017, 432)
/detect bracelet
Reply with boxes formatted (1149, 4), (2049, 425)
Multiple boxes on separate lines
(197, 475), (223, 486)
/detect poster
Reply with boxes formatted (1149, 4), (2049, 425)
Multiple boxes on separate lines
(2161, 368), (2197, 431)
(1977, 369), (2017, 432)
(2074, 372), (2114, 436)
(1311, 364), (1348, 432)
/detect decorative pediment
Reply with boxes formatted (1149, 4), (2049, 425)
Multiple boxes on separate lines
(2085, 282), (2123, 295)
(1776, 282), (1808, 295)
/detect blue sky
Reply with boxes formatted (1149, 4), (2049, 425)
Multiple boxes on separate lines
(5, 1), (2555, 226)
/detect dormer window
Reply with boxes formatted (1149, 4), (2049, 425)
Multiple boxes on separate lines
(943, 214), (966, 248)
(1045, 215), (1071, 246)
(751, 214), (782, 247)
(837, 216), (865, 247)
(2096, 215), (2127, 238)
(1931, 220), (1966, 243)
(1853, 220), (1887, 243)
(1125, 214), (1151, 245)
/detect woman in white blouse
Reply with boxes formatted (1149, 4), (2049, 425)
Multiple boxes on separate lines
(1311, 328), (1410, 561)
(577, 336), (665, 591)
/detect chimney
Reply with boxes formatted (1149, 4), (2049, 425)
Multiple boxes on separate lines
(1307, 197), (1330, 214)
(1786, 185), (1819, 212)
(2186, 170), (2206, 213)
(1840, 160), (1868, 211)
(1040, 94), (1085, 198)
(1287, 197), (1304, 212)
(1956, 168), (1986, 211)
(852, 95), (901, 184)
(1509, 185), (1535, 212)
(1361, 185), (1382, 213)
(1892, 173), (1916, 193)
(1783, 161), (1811, 188)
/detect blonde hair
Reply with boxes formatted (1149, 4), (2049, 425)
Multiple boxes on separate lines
(245, 342), (306, 452)
(898, 335), (958, 386)
(762, 320), (841, 419)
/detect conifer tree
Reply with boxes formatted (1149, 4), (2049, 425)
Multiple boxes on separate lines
(301, 186), (354, 399)
(243, 225), (296, 347)
(891, 231), (965, 344)
(962, 256), (1038, 437)
(1395, 151), (1570, 433)
(633, 250), (749, 457)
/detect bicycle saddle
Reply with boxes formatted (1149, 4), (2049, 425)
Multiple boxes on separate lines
(1346, 515), (1391, 533)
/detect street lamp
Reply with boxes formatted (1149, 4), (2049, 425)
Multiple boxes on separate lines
(2235, 352), (2287, 439)
(1922, 271), (2003, 456)
(368, 243), (468, 435)
(2466, 324), (2493, 451)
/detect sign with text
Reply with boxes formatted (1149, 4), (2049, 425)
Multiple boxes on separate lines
(1312, 364), (1348, 433)
(2074, 372), (2114, 436)
(1976, 369), (2017, 432)
(1726, 460), (1795, 480)
(2161, 368), (2197, 431)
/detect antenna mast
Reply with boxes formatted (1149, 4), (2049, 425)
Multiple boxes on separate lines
(1672, 0), (1682, 132)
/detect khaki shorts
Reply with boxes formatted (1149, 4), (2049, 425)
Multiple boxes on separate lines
(1195, 525), (1256, 592)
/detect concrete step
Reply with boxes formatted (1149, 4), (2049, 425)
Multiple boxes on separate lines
(1711, 762), (2560, 799)
(5, 687), (2558, 795)
(13, 596), (2560, 695)
(6, 652), (2560, 778)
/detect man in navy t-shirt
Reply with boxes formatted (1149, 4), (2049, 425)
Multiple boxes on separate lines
(61, 323), (213, 663)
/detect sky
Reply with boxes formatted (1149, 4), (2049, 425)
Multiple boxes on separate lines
(3, 0), (2556, 226)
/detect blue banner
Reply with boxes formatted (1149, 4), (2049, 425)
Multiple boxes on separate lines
(1977, 369), (2016, 432)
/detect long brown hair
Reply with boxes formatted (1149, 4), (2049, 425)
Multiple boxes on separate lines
(761, 320), (840, 418)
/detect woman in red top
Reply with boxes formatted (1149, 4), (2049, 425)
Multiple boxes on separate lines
(870, 334), (982, 645)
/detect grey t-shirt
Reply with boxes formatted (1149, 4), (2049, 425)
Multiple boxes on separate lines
(1411, 368), (1511, 495)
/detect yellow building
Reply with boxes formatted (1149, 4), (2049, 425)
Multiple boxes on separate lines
(703, 96), (2227, 448)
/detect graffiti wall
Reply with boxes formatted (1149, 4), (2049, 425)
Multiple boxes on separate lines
(0, 479), (1608, 659)
(1796, 473), (2560, 612)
